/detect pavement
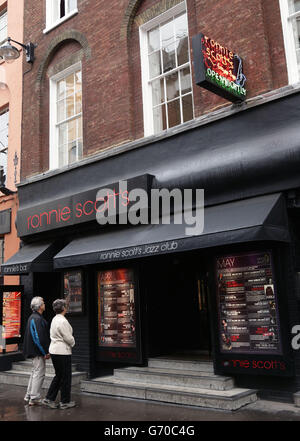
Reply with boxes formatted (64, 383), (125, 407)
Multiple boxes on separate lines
(1, 383), (300, 424)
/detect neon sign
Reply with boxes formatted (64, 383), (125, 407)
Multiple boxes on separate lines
(192, 33), (247, 103)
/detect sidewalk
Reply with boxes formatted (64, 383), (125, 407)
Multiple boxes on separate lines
(1, 383), (300, 422)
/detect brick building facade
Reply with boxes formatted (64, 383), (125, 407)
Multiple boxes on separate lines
(3, 0), (300, 404)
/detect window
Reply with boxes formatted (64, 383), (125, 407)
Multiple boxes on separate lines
(49, 63), (83, 169)
(140, 3), (194, 136)
(279, 0), (300, 83)
(0, 109), (9, 186)
(45, 0), (77, 32)
(0, 10), (7, 44)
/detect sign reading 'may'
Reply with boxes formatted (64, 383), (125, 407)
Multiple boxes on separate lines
(192, 33), (247, 103)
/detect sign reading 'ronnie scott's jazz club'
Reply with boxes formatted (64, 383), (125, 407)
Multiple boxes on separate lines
(192, 33), (247, 103)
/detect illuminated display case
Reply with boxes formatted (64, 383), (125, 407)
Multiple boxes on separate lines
(0, 285), (23, 354)
(216, 251), (282, 355)
(98, 268), (136, 348)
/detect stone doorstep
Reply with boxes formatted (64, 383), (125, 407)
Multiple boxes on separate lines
(147, 358), (214, 372)
(113, 367), (234, 391)
(0, 370), (86, 388)
(12, 360), (78, 374)
(80, 377), (257, 411)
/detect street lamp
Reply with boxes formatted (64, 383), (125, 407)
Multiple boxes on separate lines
(0, 37), (36, 63)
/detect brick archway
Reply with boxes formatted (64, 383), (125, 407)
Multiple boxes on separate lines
(36, 29), (91, 86)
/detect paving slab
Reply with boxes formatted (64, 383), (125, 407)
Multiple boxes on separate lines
(1, 383), (300, 422)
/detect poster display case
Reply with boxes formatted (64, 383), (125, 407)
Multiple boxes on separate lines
(98, 268), (136, 348)
(63, 270), (83, 314)
(216, 251), (282, 354)
(0, 285), (23, 353)
(96, 268), (142, 363)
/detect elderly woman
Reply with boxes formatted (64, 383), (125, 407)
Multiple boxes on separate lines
(43, 299), (75, 409)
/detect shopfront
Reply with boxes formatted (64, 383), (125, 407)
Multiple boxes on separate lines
(2, 88), (300, 398)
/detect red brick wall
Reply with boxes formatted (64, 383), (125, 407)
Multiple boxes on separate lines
(21, 0), (288, 179)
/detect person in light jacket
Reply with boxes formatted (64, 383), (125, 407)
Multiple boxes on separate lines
(43, 299), (75, 409)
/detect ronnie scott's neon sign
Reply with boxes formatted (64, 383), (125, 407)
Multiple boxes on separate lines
(192, 33), (247, 103)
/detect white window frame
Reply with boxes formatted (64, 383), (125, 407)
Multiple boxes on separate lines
(44, 0), (78, 34)
(0, 9), (7, 45)
(49, 61), (82, 170)
(0, 108), (9, 185)
(279, 0), (300, 84)
(139, 1), (193, 137)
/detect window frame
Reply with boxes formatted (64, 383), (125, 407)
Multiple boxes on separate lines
(0, 9), (7, 45)
(44, 0), (78, 34)
(279, 0), (300, 84)
(139, 1), (194, 137)
(49, 61), (82, 170)
(0, 108), (9, 186)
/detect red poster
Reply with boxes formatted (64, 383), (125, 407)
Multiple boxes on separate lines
(2, 291), (21, 339)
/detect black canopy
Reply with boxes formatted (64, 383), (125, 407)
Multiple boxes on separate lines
(54, 193), (290, 268)
(1, 242), (57, 275)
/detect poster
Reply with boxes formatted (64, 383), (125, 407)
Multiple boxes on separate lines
(98, 269), (136, 348)
(2, 291), (21, 339)
(63, 271), (83, 314)
(216, 251), (282, 354)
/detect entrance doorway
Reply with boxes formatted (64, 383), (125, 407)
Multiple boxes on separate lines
(34, 272), (61, 324)
(144, 253), (212, 359)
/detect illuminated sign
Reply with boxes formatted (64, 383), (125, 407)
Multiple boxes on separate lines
(216, 251), (282, 355)
(192, 33), (246, 103)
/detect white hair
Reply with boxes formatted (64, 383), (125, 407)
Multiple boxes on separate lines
(30, 296), (44, 312)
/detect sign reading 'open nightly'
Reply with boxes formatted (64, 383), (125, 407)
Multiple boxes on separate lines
(192, 33), (247, 103)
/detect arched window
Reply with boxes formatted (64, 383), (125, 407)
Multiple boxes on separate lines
(49, 62), (83, 169)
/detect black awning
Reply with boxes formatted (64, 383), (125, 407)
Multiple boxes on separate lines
(1, 242), (57, 275)
(54, 193), (290, 268)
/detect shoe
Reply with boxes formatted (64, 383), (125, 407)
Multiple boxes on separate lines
(59, 401), (76, 409)
(29, 398), (42, 406)
(42, 398), (58, 409)
(24, 396), (30, 404)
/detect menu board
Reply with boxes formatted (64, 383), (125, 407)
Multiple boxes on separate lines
(2, 291), (21, 339)
(63, 271), (83, 314)
(98, 269), (136, 348)
(216, 251), (281, 354)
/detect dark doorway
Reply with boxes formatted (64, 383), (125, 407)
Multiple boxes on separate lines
(144, 253), (211, 358)
(33, 272), (62, 324)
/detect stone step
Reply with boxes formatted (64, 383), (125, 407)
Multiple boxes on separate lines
(0, 369), (86, 389)
(12, 360), (78, 375)
(113, 366), (234, 391)
(80, 376), (257, 411)
(148, 357), (214, 373)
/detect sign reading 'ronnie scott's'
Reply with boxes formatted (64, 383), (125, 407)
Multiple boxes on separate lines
(192, 33), (247, 103)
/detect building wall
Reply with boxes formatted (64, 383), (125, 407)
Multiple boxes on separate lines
(0, 0), (23, 285)
(21, 0), (289, 179)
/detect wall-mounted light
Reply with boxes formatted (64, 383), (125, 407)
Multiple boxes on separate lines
(0, 37), (36, 63)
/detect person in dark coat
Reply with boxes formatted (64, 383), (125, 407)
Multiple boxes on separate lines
(23, 297), (50, 406)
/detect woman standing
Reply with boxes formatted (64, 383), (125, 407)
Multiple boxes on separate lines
(43, 299), (76, 409)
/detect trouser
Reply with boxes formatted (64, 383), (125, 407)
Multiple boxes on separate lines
(25, 356), (46, 400)
(46, 354), (72, 404)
